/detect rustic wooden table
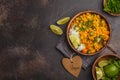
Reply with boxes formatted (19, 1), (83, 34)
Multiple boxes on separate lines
(0, 0), (120, 80)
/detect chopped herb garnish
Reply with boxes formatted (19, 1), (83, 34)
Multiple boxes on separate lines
(80, 27), (86, 31)
(94, 36), (101, 43)
(90, 31), (94, 36)
(85, 20), (93, 27)
(74, 25), (79, 31)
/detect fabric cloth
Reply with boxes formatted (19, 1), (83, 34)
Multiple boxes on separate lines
(56, 35), (116, 70)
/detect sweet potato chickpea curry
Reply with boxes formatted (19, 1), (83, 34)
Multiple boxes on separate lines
(69, 12), (110, 54)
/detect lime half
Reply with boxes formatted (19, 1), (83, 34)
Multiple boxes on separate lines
(69, 34), (80, 49)
(50, 25), (63, 35)
(98, 60), (109, 68)
(104, 64), (119, 78)
(95, 67), (104, 80)
(57, 17), (70, 25)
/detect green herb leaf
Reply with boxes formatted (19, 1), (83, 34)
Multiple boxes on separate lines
(80, 27), (86, 31)
(104, 0), (120, 14)
(85, 20), (93, 27)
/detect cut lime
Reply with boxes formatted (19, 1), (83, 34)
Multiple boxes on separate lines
(95, 67), (104, 80)
(57, 17), (70, 25)
(50, 25), (63, 35)
(98, 60), (109, 68)
(69, 34), (80, 49)
(104, 64), (119, 78)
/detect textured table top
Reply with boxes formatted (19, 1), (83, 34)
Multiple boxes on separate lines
(0, 0), (120, 80)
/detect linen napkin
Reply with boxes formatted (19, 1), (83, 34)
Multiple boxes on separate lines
(56, 35), (117, 70)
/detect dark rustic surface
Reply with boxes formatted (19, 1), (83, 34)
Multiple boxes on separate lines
(0, 0), (120, 80)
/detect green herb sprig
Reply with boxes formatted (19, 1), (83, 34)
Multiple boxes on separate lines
(104, 0), (120, 14)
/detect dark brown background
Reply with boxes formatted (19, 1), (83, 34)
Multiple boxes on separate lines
(0, 0), (120, 80)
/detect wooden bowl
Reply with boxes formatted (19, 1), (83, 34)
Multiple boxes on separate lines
(92, 53), (120, 80)
(66, 11), (111, 56)
(103, 0), (120, 16)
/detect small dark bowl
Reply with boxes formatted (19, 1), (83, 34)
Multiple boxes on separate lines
(66, 10), (111, 56)
(103, 0), (120, 16)
(92, 53), (120, 80)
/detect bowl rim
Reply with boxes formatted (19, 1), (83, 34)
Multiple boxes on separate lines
(103, 0), (120, 16)
(66, 10), (112, 56)
(92, 53), (120, 80)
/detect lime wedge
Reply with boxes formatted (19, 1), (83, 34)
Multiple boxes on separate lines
(95, 67), (104, 80)
(50, 25), (63, 35)
(57, 17), (70, 25)
(98, 60), (109, 68)
(69, 34), (80, 49)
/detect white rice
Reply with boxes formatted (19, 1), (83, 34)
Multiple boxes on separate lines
(77, 44), (85, 51)
(69, 25), (85, 51)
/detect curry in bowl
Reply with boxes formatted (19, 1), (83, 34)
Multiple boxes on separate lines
(66, 11), (111, 55)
